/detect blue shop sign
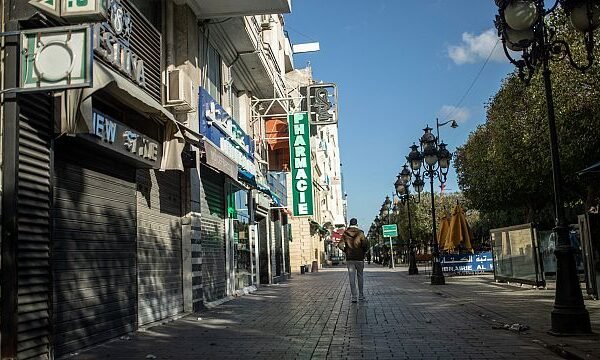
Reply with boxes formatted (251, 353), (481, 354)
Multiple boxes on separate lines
(441, 251), (494, 273)
(199, 88), (255, 174)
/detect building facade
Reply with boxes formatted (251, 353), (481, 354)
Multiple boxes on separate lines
(0, 0), (343, 358)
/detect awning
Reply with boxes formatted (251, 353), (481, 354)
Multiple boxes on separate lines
(59, 62), (202, 171)
(238, 168), (257, 187)
(333, 214), (346, 227)
(257, 183), (273, 197)
(271, 193), (282, 207)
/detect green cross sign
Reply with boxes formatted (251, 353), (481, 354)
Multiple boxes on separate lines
(382, 224), (398, 237)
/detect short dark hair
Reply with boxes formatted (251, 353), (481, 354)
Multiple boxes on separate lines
(349, 218), (358, 226)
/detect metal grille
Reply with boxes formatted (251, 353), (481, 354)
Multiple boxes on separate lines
(136, 169), (183, 326)
(195, 166), (226, 307)
(16, 94), (52, 360)
(94, 0), (162, 102)
(53, 148), (137, 357)
(125, 0), (162, 102)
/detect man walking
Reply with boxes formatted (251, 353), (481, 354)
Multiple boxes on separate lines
(338, 218), (368, 303)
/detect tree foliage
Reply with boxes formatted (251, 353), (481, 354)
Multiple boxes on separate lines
(391, 191), (485, 252)
(454, 10), (600, 230)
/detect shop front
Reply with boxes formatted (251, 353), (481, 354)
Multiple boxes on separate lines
(228, 184), (255, 291)
(0, 1), (197, 358)
(50, 1), (190, 355)
(198, 88), (257, 301)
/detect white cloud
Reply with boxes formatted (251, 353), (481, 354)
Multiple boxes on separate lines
(438, 105), (471, 124)
(448, 29), (506, 65)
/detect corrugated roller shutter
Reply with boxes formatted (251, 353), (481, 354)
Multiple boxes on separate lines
(53, 148), (137, 357)
(275, 219), (283, 277)
(136, 169), (183, 326)
(199, 166), (226, 303)
(16, 94), (52, 360)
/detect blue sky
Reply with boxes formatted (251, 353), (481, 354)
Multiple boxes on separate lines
(285, 0), (515, 229)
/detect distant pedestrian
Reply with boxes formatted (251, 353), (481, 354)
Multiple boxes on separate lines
(338, 218), (368, 303)
(366, 250), (371, 264)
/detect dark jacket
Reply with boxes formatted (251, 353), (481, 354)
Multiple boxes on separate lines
(338, 226), (368, 261)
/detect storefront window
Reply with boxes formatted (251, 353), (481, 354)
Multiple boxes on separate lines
(229, 185), (253, 290)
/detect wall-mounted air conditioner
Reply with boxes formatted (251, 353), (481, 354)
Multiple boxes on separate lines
(260, 15), (273, 30)
(165, 68), (194, 112)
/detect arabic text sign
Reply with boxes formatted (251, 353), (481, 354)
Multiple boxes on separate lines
(441, 251), (494, 273)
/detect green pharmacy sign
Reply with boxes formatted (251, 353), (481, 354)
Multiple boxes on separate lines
(289, 112), (314, 216)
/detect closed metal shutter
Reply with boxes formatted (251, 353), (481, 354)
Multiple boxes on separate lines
(258, 218), (269, 284)
(52, 148), (137, 357)
(16, 94), (52, 359)
(197, 166), (226, 304)
(275, 219), (283, 277)
(136, 169), (183, 326)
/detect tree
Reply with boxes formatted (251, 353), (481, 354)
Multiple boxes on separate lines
(455, 10), (600, 230)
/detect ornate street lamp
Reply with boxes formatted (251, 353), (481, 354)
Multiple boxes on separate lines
(395, 164), (419, 275)
(408, 126), (453, 285)
(494, 0), (596, 335)
(382, 196), (395, 269)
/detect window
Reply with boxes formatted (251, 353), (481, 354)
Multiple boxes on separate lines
(231, 86), (240, 121)
(204, 40), (222, 102)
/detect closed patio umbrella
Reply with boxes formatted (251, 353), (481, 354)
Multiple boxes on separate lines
(447, 204), (473, 252)
(437, 215), (451, 251)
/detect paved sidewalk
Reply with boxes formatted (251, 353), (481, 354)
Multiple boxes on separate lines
(409, 267), (600, 359)
(69, 265), (599, 360)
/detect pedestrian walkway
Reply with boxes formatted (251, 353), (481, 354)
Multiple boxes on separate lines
(70, 264), (599, 360)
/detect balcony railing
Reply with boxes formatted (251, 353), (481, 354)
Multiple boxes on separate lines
(268, 171), (287, 207)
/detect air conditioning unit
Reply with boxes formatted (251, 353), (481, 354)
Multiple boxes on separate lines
(260, 15), (273, 30)
(165, 68), (194, 112)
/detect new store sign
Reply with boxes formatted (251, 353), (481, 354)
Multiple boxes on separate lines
(83, 109), (162, 167)
(20, 25), (93, 92)
(289, 112), (314, 216)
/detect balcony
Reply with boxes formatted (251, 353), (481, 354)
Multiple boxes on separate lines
(181, 0), (291, 18)
(210, 16), (286, 99)
(268, 171), (287, 207)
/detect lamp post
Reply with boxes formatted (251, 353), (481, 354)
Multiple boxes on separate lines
(381, 196), (395, 269)
(435, 118), (458, 141)
(407, 127), (453, 285)
(374, 215), (383, 264)
(395, 164), (421, 275)
(494, 0), (595, 335)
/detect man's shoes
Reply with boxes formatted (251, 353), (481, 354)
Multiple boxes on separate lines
(351, 297), (357, 303)
(359, 297), (367, 302)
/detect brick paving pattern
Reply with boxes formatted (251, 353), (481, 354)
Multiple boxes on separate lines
(70, 265), (600, 360)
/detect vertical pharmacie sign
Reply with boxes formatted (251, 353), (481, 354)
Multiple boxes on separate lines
(289, 112), (314, 216)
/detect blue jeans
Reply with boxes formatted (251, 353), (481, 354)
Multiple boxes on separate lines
(346, 260), (365, 299)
